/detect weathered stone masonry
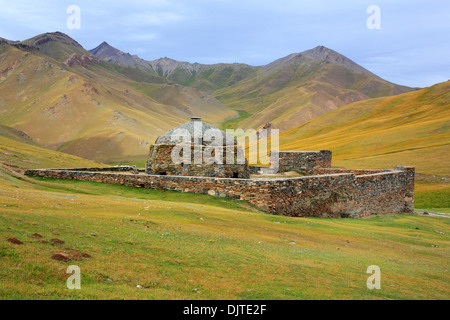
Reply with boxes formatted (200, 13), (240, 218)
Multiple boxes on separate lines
(146, 117), (250, 179)
(25, 166), (414, 218)
(274, 151), (332, 174)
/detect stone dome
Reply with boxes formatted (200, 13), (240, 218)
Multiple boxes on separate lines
(155, 117), (238, 146)
(146, 117), (249, 179)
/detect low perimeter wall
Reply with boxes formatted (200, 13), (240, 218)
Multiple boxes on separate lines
(273, 150), (333, 174)
(25, 166), (414, 218)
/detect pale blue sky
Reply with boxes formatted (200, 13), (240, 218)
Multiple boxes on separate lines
(0, 0), (449, 87)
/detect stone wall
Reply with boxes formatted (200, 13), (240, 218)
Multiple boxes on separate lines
(313, 168), (388, 175)
(248, 166), (279, 175)
(57, 166), (144, 173)
(25, 166), (415, 218)
(146, 144), (250, 179)
(273, 151), (332, 174)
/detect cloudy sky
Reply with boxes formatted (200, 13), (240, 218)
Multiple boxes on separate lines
(0, 0), (448, 87)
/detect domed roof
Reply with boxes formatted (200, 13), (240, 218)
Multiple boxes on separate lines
(155, 117), (238, 146)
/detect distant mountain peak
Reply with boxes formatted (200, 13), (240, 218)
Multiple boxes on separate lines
(89, 41), (144, 68)
(266, 45), (375, 77)
(305, 46), (377, 76)
(301, 45), (351, 63)
(154, 57), (179, 63)
(90, 41), (123, 56)
(0, 37), (19, 44)
(24, 31), (83, 49)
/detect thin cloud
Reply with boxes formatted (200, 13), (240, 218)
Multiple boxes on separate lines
(121, 12), (185, 26)
(0, 0), (448, 87)
(128, 33), (159, 41)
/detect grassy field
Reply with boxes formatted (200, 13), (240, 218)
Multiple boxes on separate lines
(0, 135), (100, 169)
(0, 164), (449, 300)
(415, 179), (450, 214)
(0, 111), (449, 300)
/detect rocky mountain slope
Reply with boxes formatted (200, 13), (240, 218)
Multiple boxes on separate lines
(0, 37), (19, 44)
(1, 31), (420, 163)
(90, 41), (257, 92)
(90, 42), (413, 132)
(215, 46), (413, 131)
(90, 41), (151, 70)
(0, 33), (237, 163)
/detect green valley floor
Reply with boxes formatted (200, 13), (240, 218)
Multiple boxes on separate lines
(0, 165), (449, 300)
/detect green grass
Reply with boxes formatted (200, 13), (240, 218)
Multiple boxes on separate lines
(415, 181), (450, 213)
(219, 110), (253, 131)
(0, 135), (100, 169)
(30, 176), (258, 212)
(0, 166), (449, 300)
(279, 81), (450, 176)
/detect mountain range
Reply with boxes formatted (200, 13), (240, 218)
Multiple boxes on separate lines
(1, 31), (436, 166)
(0, 32), (236, 162)
(89, 40), (413, 131)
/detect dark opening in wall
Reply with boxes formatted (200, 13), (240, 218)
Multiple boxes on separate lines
(233, 172), (239, 178)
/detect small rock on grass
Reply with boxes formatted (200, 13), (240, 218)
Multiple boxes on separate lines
(50, 239), (65, 245)
(51, 252), (71, 262)
(136, 285), (150, 289)
(7, 238), (23, 245)
(63, 247), (92, 259)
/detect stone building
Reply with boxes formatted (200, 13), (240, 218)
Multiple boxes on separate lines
(26, 117), (416, 217)
(146, 117), (250, 178)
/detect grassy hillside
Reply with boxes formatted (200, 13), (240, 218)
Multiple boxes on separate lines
(0, 164), (449, 299)
(0, 36), (237, 163)
(89, 42), (413, 134)
(154, 61), (257, 92)
(0, 124), (36, 146)
(279, 81), (450, 177)
(216, 47), (412, 132)
(0, 133), (99, 169)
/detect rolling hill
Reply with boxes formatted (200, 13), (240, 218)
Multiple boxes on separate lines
(279, 81), (450, 176)
(1, 32), (435, 168)
(89, 42), (413, 133)
(0, 127), (99, 169)
(215, 46), (413, 131)
(0, 33), (237, 163)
